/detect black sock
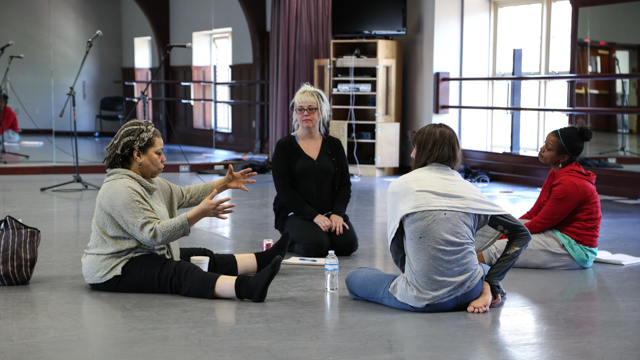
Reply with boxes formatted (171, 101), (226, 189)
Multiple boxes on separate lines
(254, 232), (290, 271)
(235, 256), (282, 302)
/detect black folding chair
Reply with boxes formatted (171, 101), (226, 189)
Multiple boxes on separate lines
(94, 96), (125, 135)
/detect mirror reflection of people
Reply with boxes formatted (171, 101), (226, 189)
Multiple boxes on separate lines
(0, 93), (20, 143)
(82, 120), (288, 302)
(271, 83), (358, 257)
(345, 124), (531, 313)
(479, 126), (601, 269)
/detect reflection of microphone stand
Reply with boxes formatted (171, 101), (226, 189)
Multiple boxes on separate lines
(124, 46), (176, 122)
(41, 38), (101, 191)
(600, 55), (639, 156)
(0, 54), (29, 163)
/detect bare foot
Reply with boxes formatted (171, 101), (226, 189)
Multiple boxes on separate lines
(467, 282), (492, 313)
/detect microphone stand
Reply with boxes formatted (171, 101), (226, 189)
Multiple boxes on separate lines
(41, 40), (100, 191)
(124, 47), (174, 122)
(0, 54), (29, 163)
(600, 58), (639, 156)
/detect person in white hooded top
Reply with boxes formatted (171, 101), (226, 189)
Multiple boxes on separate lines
(345, 123), (532, 313)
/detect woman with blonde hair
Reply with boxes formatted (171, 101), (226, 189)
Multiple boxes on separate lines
(271, 83), (358, 257)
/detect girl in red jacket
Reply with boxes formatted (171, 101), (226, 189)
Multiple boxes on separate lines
(0, 94), (20, 143)
(479, 126), (601, 269)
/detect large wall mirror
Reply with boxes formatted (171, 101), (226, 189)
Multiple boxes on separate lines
(571, 0), (640, 159)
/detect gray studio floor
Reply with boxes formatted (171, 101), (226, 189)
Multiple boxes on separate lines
(1, 168), (640, 360)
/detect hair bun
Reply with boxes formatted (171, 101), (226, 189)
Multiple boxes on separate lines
(577, 127), (593, 142)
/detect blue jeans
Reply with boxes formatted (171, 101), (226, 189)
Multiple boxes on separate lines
(345, 266), (488, 312)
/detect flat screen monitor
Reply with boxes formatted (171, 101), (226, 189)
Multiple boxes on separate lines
(332, 0), (407, 37)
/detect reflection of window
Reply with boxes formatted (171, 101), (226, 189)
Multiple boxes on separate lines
(134, 37), (152, 68)
(548, 1), (572, 73)
(191, 29), (232, 133)
(212, 32), (232, 133)
(490, 0), (571, 154)
(134, 36), (152, 121)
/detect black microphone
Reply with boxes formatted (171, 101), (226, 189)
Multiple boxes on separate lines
(613, 54), (619, 63)
(10, 54), (24, 59)
(88, 30), (102, 43)
(0, 41), (14, 51)
(166, 43), (192, 49)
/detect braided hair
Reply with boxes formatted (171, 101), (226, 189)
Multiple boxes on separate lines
(103, 120), (161, 169)
(552, 125), (593, 163)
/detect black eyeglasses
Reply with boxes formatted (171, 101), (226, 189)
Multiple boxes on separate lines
(294, 107), (318, 115)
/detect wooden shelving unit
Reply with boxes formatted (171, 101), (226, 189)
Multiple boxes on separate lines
(314, 39), (402, 177)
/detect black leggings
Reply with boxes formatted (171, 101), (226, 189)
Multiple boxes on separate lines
(282, 215), (358, 257)
(90, 248), (237, 299)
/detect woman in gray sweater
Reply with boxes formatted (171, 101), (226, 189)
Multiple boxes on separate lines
(82, 120), (287, 302)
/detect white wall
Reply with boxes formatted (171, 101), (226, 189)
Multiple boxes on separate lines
(121, 0), (156, 68)
(432, 0), (462, 135)
(402, 0), (488, 165)
(398, 0), (491, 165)
(0, 0), (255, 133)
(402, 0), (435, 166)
(0, 0), (123, 133)
(120, 0), (252, 68)
(168, 0), (252, 66)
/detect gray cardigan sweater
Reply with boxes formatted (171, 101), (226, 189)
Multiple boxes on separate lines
(81, 169), (213, 284)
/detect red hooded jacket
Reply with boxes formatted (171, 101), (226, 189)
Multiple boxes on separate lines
(1, 106), (19, 133)
(520, 161), (601, 247)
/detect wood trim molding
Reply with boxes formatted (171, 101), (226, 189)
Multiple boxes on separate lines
(0, 163), (239, 176)
(20, 129), (105, 137)
(462, 150), (640, 199)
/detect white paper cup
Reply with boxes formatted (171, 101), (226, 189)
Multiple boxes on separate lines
(190, 256), (210, 271)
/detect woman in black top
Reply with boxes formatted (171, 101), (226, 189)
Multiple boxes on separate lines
(272, 83), (358, 257)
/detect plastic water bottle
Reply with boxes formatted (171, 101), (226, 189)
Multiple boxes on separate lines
(325, 250), (339, 292)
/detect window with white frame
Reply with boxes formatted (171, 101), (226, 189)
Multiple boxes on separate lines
(490, 0), (571, 154)
(133, 36), (153, 121)
(212, 31), (232, 133)
(134, 37), (152, 69)
(191, 29), (232, 132)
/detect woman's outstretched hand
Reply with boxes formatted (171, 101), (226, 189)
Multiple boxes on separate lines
(225, 164), (257, 191)
(187, 189), (235, 227)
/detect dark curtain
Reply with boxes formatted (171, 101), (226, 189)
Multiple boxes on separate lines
(268, 0), (332, 158)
